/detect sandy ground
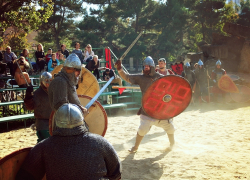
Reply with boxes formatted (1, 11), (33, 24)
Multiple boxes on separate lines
(1, 102), (250, 180)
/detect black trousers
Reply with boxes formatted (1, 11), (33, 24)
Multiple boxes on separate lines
(36, 60), (46, 72)
(7, 62), (14, 76)
(92, 68), (100, 79)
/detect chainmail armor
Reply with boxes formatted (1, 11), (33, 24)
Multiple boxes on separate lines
(118, 69), (162, 116)
(24, 85), (52, 130)
(17, 125), (121, 180)
(48, 68), (81, 110)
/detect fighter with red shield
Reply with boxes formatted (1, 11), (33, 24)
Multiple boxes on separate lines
(115, 56), (192, 153)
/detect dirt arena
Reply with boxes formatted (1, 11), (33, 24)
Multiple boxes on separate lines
(1, 102), (250, 180)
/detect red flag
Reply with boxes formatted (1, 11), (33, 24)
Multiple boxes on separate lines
(105, 48), (112, 69)
(118, 88), (126, 95)
(171, 63), (184, 75)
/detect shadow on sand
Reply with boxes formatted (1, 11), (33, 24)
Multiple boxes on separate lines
(121, 150), (170, 180)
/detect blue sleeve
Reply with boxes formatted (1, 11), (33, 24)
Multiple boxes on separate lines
(57, 59), (60, 65)
(48, 59), (53, 72)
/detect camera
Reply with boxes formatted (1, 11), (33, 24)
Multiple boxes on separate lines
(52, 63), (57, 67)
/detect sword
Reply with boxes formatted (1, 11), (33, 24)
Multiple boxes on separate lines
(119, 31), (143, 62)
(112, 31), (143, 68)
(85, 76), (115, 110)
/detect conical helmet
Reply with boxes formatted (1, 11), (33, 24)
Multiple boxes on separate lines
(143, 56), (155, 67)
(216, 60), (221, 66)
(54, 103), (84, 129)
(40, 72), (52, 87)
(64, 53), (82, 71)
(185, 62), (190, 67)
(198, 59), (203, 66)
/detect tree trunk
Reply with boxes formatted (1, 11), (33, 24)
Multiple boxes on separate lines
(202, 22), (205, 41)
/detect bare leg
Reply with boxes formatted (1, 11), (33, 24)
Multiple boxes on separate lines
(129, 133), (144, 153)
(167, 134), (175, 150)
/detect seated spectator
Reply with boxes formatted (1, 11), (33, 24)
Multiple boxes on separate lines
(103, 68), (123, 86)
(16, 103), (121, 180)
(59, 53), (66, 64)
(56, 50), (61, 59)
(61, 44), (69, 58)
(86, 55), (101, 81)
(48, 53), (60, 72)
(20, 49), (34, 75)
(13, 56), (31, 88)
(3, 46), (17, 76)
(45, 48), (52, 63)
(35, 43), (46, 72)
(72, 42), (84, 63)
(84, 44), (94, 62)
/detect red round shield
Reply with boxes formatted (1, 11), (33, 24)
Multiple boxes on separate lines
(142, 75), (192, 120)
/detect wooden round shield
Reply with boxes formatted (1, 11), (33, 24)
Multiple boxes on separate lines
(0, 147), (46, 180)
(204, 86), (232, 103)
(230, 85), (250, 103)
(51, 65), (99, 98)
(78, 95), (108, 136)
(49, 96), (108, 137)
(142, 75), (192, 120)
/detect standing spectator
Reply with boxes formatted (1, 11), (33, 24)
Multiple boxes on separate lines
(156, 58), (174, 75)
(61, 44), (69, 58)
(3, 46), (17, 76)
(35, 44), (46, 72)
(45, 48), (52, 63)
(72, 42), (84, 63)
(86, 55), (101, 81)
(48, 53), (60, 72)
(59, 53), (66, 64)
(103, 68), (123, 86)
(84, 44), (94, 62)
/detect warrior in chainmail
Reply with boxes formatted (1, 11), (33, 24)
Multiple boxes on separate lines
(24, 72), (53, 142)
(211, 60), (227, 102)
(48, 53), (87, 113)
(115, 56), (175, 153)
(194, 59), (209, 103)
(16, 103), (122, 180)
(182, 62), (195, 87)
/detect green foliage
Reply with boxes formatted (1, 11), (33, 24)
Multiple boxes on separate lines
(0, 0), (53, 45)
(36, 0), (84, 49)
(237, 0), (250, 27)
(2, 0), (239, 62)
(2, 29), (31, 50)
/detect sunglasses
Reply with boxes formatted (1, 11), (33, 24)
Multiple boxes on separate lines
(87, 47), (91, 48)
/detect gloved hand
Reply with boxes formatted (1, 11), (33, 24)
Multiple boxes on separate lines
(25, 85), (33, 99)
(213, 79), (216, 83)
(115, 60), (122, 71)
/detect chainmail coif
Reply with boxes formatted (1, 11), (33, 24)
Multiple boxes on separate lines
(16, 125), (121, 180)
